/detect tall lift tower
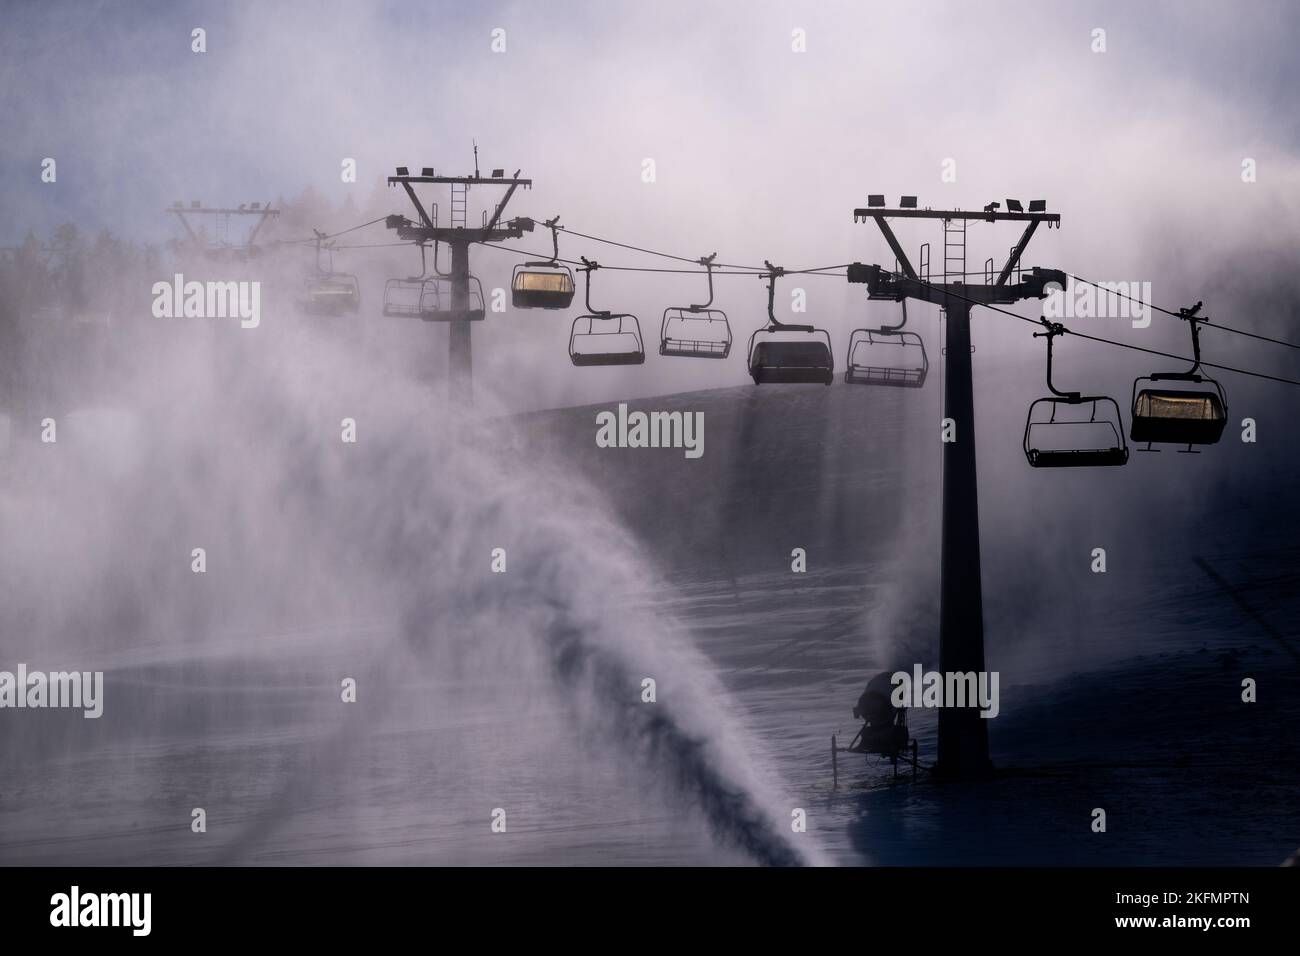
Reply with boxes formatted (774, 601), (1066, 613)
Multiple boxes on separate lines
(850, 196), (1065, 779)
(385, 162), (533, 405)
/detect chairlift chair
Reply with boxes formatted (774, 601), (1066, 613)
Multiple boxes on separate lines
(1022, 319), (1129, 468)
(382, 276), (440, 318)
(300, 234), (360, 315)
(303, 273), (360, 315)
(569, 258), (645, 366)
(512, 217), (576, 309)
(383, 242), (437, 317)
(844, 298), (928, 387)
(747, 263), (833, 385)
(417, 275), (487, 322)
(659, 254), (732, 359)
(1130, 303), (1228, 452)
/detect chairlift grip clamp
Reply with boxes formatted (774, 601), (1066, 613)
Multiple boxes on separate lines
(1035, 317), (1067, 338)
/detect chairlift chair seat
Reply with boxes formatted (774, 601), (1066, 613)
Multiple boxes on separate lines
(659, 307), (732, 359)
(570, 313), (646, 366)
(1026, 445), (1130, 468)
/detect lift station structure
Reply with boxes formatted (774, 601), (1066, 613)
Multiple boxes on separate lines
(850, 197), (1065, 779)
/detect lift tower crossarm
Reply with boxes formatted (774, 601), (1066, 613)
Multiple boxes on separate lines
(853, 206), (1061, 225)
(388, 174), (534, 187)
(850, 264), (1067, 307)
(164, 206), (284, 217)
(164, 204), (281, 259)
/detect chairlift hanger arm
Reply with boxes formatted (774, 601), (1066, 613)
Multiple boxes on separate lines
(432, 240), (451, 277)
(1180, 302), (1205, 374)
(580, 257), (610, 315)
(880, 298), (908, 334)
(1034, 318), (1080, 400)
(691, 253), (718, 310)
(546, 216), (562, 263)
(763, 262), (814, 332)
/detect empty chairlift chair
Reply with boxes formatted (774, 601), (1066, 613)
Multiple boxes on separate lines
(383, 276), (440, 318)
(1130, 302), (1228, 452)
(747, 263), (833, 385)
(300, 234), (361, 315)
(659, 253), (732, 359)
(1022, 319), (1129, 468)
(304, 273), (360, 315)
(844, 298), (928, 387)
(512, 217), (576, 310)
(383, 242), (438, 317)
(568, 258), (645, 367)
(426, 240), (486, 321)
(417, 275), (487, 323)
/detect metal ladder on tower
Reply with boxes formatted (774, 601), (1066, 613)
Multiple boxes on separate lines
(943, 216), (966, 284)
(450, 181), (468, 229)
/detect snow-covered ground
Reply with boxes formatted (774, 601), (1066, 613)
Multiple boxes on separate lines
(2, 350), (1296, 865)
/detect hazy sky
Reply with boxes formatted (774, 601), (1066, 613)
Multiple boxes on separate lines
(4, 0), (1299, 408)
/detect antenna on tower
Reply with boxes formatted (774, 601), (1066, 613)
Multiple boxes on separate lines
(473, 140), (479, 179)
